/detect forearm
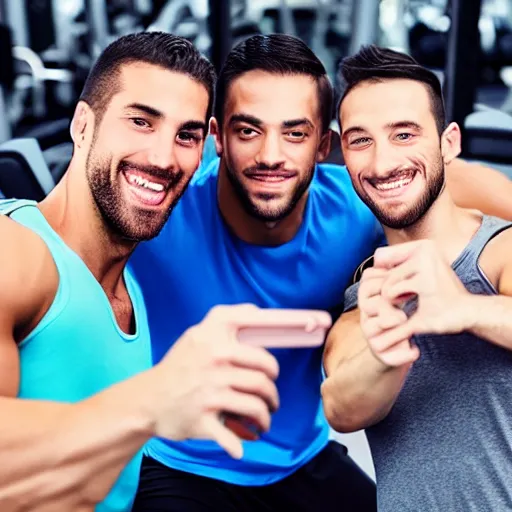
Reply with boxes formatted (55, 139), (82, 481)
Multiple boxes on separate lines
(322, 343), (410, 433)
(446, 159), (512, 220)
(0, 371), (157, 511)
(466, 294), (512, 350)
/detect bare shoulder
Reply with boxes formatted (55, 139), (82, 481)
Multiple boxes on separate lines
(0, 215), (58, 337)
(478, 223), (512, 292)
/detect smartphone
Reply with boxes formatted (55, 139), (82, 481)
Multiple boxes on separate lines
(223, 309), (332, 442)
(236, 309), (332, 348)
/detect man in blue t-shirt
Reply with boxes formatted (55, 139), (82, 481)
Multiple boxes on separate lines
(130, 34), (511, 510)
(130, 34), (378, 511)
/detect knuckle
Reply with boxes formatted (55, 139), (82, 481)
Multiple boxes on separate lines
(206, 304), (228, 319)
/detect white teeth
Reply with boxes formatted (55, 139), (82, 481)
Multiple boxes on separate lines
(252, 176), (286, 182)
(375, 177), (412, 191)
(127, 173), (165, 192)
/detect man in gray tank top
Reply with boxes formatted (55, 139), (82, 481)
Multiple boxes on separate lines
(322, 45), (512, 511)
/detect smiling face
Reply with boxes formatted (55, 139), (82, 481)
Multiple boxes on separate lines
(340, 78), (455, 229)
(83, 62), (209, 241)
(213, 70), (330, 223)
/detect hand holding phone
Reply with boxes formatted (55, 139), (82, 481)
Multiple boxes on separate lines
(222, 308), (332, 441)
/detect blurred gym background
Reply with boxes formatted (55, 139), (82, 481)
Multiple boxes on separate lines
(1, 0), (511, 478)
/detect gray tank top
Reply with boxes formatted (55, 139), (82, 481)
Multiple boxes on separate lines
(343, 215), (512, 512)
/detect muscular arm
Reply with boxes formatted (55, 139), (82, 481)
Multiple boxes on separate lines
(0, 217), (156, 511)
(446, 158), (512, 220)
(459, 229), (512, 350)
(0, 377), (156, 512)
(0, 215), (59, 396)
(321, 308), (410, 433)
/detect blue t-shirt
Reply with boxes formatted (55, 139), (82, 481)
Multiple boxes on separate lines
(129, 159), (382, 485)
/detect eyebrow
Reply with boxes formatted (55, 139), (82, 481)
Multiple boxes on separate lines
(342, 120), (423, 139)
(385, 121), (423, 131)
(125, 103), (163, 118)
(228, 114), (314, 129)
(125, 103), (206, 133)
(341, 126), (366, 140)
(179, 120), (207, 133)
(282, 118), (314, 129)
(229, 114), (263, 127)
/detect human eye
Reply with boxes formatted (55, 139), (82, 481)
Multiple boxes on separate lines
(130, 118), (151, 129)
(177, 131), (202, 146)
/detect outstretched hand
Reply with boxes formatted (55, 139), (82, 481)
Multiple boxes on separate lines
(359, 240), (472, 368)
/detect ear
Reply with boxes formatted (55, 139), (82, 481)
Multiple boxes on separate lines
(70, 101), (94, 149)
(441, 122), (461, 166)
(209, 117), (223, 156)
(316, 129), (333, 162)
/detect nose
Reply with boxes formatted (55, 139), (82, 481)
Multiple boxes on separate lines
(147, 134), (177, 170)
(255, 133), (285, 169)
(371, 140), (402, 177)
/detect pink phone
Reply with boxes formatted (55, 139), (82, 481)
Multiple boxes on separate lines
(236, 309), (332, 348)
(223, 309), (332, 442)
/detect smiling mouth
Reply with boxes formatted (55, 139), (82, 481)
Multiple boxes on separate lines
(122, 167), (181, 207)
(368, 170), (416, 192)
(245, 170), (296, 184)
(125, 172), (166, 192)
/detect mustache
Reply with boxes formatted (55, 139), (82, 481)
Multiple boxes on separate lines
(368, 159), (426, 181)
(243, 163), (296, 175)
(118, 160), (184, 184)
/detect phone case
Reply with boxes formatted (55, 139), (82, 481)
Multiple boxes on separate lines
(236, 309), (332, 348)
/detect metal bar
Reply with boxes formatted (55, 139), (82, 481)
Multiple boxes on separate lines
(84, 0), (110, 60)
(208, 0), (231, 73)
(443, 0), (483, 150)
(348, 0), (380, 55)
(2, 0), (29, 47)
(0, 5), (12, 143)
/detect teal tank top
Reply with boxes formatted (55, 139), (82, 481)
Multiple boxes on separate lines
(0, 199), (152, 512)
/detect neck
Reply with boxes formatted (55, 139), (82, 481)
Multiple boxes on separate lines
(383, 188), (482, 263)
(217, 160), (307, 246)
(38, 160), (136, 296)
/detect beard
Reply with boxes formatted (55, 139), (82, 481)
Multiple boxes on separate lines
(85, 141), (187, 242)
(353, 155), (445, 230)
(225, 161), (315, 223)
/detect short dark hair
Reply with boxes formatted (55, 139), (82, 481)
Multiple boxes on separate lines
(215, 34), (333, 133)
(80, 32), (216, 124)
(337, 45), (446, 134)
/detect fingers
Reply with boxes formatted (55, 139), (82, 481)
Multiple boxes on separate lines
(360, 266), (388, 283)
(361, 307), (408, 339)
(381, 259), (418, 295)
(382, 276), (419, 305)
(211, 389), (273, 434)
(221, 367), (279, 413)
(227, 344), (280, 381)
(369, 320), (418, 353)
(374, 242), (421, 269)
(358, 269), (387, 303)
(372, 339), (420, 367)
(200, 415), (244, 460)
(204, 303), (259, 327)
(360, 293), (404, 318)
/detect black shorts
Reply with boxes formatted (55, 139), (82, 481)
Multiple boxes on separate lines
(132, 441), (376, 511)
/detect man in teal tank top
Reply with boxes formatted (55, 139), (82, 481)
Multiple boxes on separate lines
(0, 33), (281, 511)
(324, 45), (512, 511)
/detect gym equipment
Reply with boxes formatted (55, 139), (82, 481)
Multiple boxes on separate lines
(0, 22), (13, 143)
(0, 138), (55, 200)
(348, 0), (380, 55)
